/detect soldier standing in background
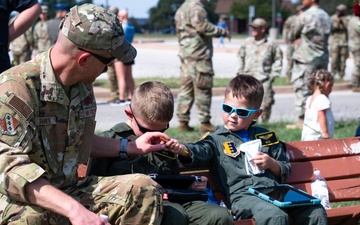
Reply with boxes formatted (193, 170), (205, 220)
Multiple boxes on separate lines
(282, 5), (304, 84)
(348, 1), (360, 92)
(286, 0), (331, 129)
(236, 18), (283, 122)
(175, 0), (229, 132)
(10, 23), (34, 66)
(47, 3), (69, 45)
(330, 4), (349, 81)
(33, 5), (51, 54)
(107, 6), (120, 103)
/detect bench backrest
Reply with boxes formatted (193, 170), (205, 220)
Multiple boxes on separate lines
(285, 137), (360, 203)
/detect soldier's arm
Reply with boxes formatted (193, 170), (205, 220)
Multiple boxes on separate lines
(191, 6), (227, 38)
(9, 2), (41, 42)
(270, 43), (283, 79)
(236, 45), (246, 75)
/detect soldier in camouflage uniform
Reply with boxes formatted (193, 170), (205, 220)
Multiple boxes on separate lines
(330, 4), (349, 81)
(175, 0), (229, 132)
(0, 4), (165, 225)
(10, 24), (34, 66)
(237, 18), (283, 122)
(282, 5), (304, 84)
(88, 81), (233, 225)
(348, 9), (360, 92)
(287, 0), (331, 129)
(33, 5), (52, 54)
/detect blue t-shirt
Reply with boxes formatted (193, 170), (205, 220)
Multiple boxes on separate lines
(0, 0), (38, 73)
(122, 22), (135, 44)
(234, 130), (249, 142)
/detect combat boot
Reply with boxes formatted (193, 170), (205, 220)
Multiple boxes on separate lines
(178, 122), (194, 131)
(199, 122), (216, 132)
(286, 117), (304, 129)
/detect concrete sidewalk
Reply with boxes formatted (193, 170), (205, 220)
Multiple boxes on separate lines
(93, 82), (352, 101)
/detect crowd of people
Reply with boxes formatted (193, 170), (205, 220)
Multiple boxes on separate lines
(0, 0), (359, 224)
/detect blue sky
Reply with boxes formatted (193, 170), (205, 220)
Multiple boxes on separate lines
(93, 0), (158, 18)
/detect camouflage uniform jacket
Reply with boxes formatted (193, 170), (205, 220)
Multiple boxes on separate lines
(178, 125), (291, 207)
(175, 0), (226, 61)
(88, 122), (179, 176)
(330, 14), (349, 46)
(282, 15), (297, 44)
(10, 27), (33, 55)
(291, 5), (332, 64)
(33, 20), (52, 53)
(237, 37), (283, 82)
(348, 16), (360, 52)
(0, 50), (96, 204)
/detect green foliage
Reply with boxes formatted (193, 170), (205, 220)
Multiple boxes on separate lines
(148, 0), (183, 31)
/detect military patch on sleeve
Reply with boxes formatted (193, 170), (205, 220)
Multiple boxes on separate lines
(223, 141), (240, 158)
(255, 131), (279, 147)
(0, 113), (20, 135)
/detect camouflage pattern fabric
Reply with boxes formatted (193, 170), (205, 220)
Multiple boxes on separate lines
(348, 16), (360, 88)
(290, 5), (331, 117)
(282, 15), (297, 82)
(107, 64), (119, 101)
(33, 20), (52, 53)
(0, 51), (163, 224)
(330, 14), (349, 79)
(175, 0), (226, 124)
(236, 37), (283, 122)
(10, 27), (33, 65)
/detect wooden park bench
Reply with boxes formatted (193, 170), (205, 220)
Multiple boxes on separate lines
(77, 137), (360, 225)
(180, 137), (360, 225)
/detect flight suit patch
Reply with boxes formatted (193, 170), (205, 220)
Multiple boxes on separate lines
(255, 131), (279, 147)
(223, 141), (240, 158)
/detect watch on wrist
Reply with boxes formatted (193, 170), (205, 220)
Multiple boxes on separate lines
(119, 138), (128, 159)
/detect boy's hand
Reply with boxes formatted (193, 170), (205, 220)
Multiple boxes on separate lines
(164, 139), (191, 158)
(253, 152), (281, 177)
(191, 176), (207, 191)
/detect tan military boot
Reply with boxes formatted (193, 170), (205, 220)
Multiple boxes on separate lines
(199, 122), (216, 132)
(178, 122), (194, 131)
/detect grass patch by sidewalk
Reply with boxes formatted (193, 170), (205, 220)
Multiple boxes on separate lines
(164, 119), (358, 143)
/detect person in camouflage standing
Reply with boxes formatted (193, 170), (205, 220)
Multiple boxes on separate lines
(47, 3), (69, 46)
(175, 0), (229, 132)
(282, 5), (304, 84)
(348, 0), (360, 92)
(330, 4), (349, 81)
(33, 5), (51, 54)
(10, 25), (34, 66)
(286, 0), (331, 129)
(0, 4), (165, 225)
(107, 6), (119, 103)
(236, 18), (283, 123)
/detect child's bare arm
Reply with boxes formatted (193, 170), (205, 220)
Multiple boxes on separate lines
(318, 109), (329, 139)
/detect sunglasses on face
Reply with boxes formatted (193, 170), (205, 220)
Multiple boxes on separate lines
(78, 48), (116, 65)
(129, 105), (169, 133)
(222, 102), (259, 118)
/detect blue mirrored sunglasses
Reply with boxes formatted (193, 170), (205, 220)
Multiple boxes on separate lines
(222, 102), (259, 118)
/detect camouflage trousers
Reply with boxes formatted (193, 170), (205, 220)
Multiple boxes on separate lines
(351, 49), (360, 87)
(107, 64), (119, 100)
(285, 43), (295, 83)
(291, 61), (327, 117)
(330, 44), (348, 79)
(12, 50), (32, 66)
(176, 59), (214, 124)
(0, 174), (163, 225)
(260, 79), (275, 122)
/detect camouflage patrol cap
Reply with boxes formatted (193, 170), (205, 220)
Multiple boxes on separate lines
(250, 18), (267, 28)
(41, 5), (49, 13)
(336, 4), (347, 11)
(60, 3), (136, 63)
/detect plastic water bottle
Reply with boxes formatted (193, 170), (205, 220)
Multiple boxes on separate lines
(311, 169), (331, 209)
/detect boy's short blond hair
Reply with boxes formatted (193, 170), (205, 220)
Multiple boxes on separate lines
(225, 74), (264, 108)
(131, 81), (174, 122)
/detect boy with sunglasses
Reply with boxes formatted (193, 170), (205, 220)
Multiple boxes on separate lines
(165, 75), (327, 225)
(88, 81), (233, 225)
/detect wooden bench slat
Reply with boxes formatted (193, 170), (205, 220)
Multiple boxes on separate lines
(286, 137), (360, 161)
(286, 155), (360, 184)
(326, 205), (360, 225)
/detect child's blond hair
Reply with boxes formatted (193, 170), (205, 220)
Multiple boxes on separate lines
(307, 69), (334, 93)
